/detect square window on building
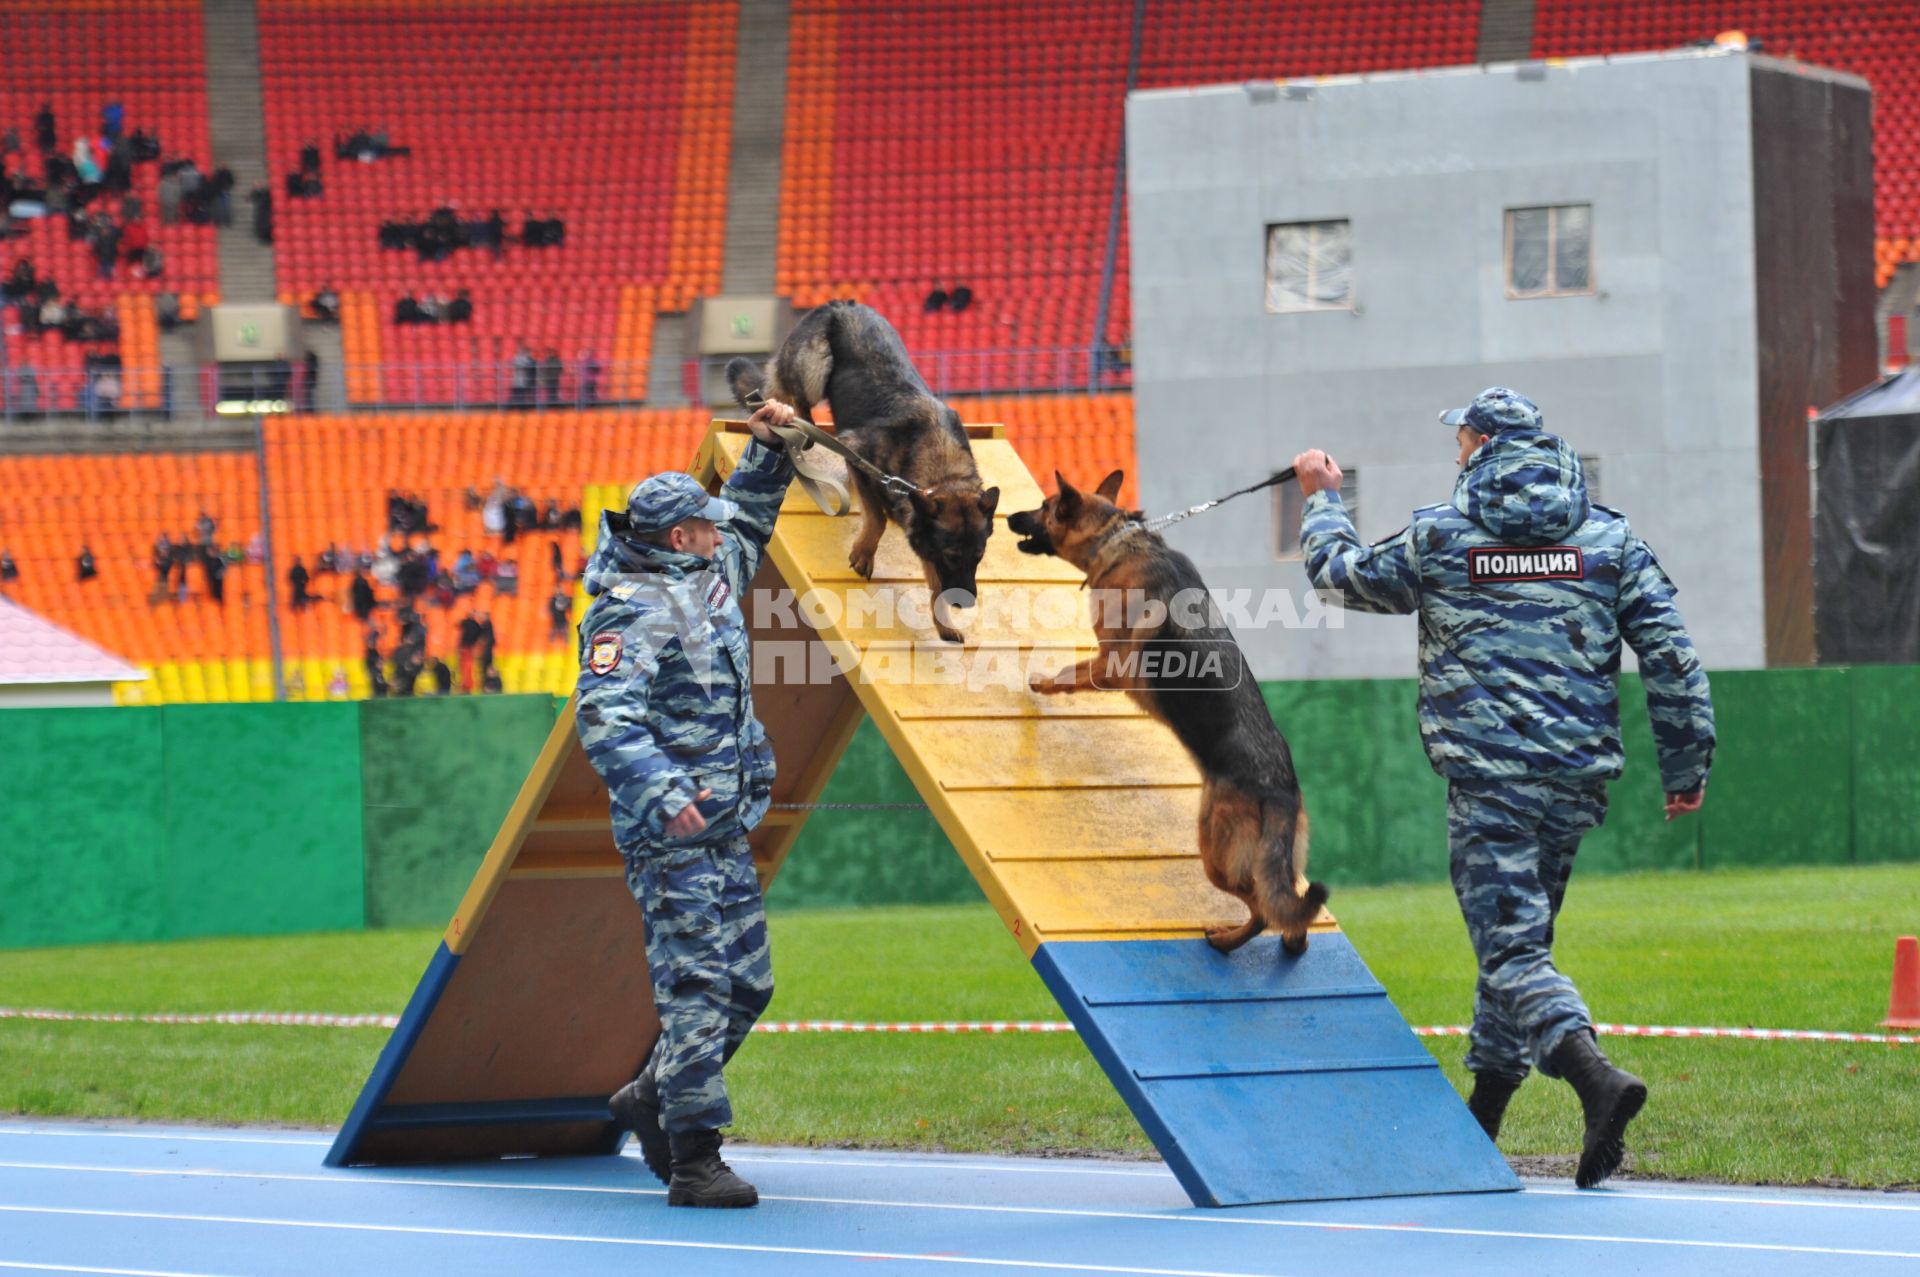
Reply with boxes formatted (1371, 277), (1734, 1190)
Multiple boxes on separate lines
(1506, 204), (1593, 298)
(1274, 469), (1360, 561)
(1266, 219), (1353, 312)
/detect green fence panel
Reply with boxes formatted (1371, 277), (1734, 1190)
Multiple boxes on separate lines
(158, 703), (365, 939)
(0, 708), (166, 948)
(1848, 665), (1920, 864)
(1266, 679), (1449, 888)
(1698, 668), (1852, 868)
(768, 719), (980, 909)
(360, 695), (563, 927)
(1577, 676), (1702, 875)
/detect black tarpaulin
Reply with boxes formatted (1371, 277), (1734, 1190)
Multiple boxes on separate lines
(1814, 369), (1920, 663)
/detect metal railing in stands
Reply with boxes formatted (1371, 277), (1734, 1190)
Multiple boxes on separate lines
(682, 346), (1134, 401)
(0, 366), (176, 420)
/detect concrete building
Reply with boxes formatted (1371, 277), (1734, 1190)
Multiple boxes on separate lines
(1127, 48), (1875, 679)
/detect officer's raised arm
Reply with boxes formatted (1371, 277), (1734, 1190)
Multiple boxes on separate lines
(1294, 448), (1422, 615)
(714, 403), (800, 592)
(1616, 535), (1716, 804)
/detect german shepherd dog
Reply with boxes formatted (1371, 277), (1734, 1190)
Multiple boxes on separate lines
(726, 301), (999, 644)
(1008, 470), (1328, 955)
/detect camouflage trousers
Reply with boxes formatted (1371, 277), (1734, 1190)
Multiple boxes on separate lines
(1447, 778), (1607, 1082)
(623, 832), (774, 1134)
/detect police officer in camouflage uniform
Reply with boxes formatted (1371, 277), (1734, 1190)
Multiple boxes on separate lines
(579, 400), (797, 1208)
(1294, 387), (1715, 1189)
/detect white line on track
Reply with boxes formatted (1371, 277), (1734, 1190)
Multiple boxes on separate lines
(0, 1130), (330, 1149)
(3, 1163), (1917, 1259)
(0, 1263), (245, 1277)
(1525, 1186), (1920, 1212)
(0, 1205), (1301, 1277)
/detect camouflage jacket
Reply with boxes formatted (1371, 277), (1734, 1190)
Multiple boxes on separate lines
(1301, 430), (1715, 793)
(575, 441), (795, 847)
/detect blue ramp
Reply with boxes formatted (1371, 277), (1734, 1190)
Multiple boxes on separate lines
(1031, 932), (1521, 1207)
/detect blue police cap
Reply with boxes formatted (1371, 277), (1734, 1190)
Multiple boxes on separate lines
(625, 471), (740, 534)
(1439, 387), (1543, 435)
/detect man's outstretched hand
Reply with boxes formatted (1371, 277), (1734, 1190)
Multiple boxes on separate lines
(665, 788), (713, 839)
(1664, 785), (1705, 821)
(748, 400), (798, 447)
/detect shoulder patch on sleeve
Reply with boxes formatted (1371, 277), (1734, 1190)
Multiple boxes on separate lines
(1467, 546), (1586, 583)
(587, 631), (623, 675)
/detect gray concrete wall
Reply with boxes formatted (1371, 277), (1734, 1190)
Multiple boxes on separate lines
(1127, 50), (1768, 679)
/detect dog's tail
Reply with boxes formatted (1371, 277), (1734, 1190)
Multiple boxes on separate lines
(1255, 794), (1328, 953)
(725, 357), (767, 409)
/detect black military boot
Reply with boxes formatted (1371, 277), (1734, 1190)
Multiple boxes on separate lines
(608, 1075), (672, 1186)
(667, 1129), (759, 1208)
(1548, 1029), (1648, 1189)
(1465, 1071), (1524, 1141)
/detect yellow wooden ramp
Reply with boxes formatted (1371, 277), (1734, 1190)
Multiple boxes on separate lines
(328, 421), (1515, 1207)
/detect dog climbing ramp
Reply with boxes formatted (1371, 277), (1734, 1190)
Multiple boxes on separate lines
(329, 421), (1518, 1207)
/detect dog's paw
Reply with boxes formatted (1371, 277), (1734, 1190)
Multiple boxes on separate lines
(1028, 671), (1066, 694)
(847, 545), (876, 579)
(1280, 932), (1309, 957)
(1205, 927), (1240, 953)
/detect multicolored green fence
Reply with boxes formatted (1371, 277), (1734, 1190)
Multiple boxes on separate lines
(1, 668), (1915, 947)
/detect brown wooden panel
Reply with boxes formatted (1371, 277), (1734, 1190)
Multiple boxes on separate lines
(902, 716), (1200, 792)
(951, 786), (1204, 860)
(388, 876), (656, 1107)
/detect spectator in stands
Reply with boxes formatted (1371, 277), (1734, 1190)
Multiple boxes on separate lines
(151, 533), (174, 595)
(447, 288), (473, 324)
(482, 481), (508, 536)
(288, 556), (314, 609)
(394, 293), (423, 325)
(312, 284), (340, 323)
(1, 258), (31, 305)
(540, 348), (563, 406)
(102, 103), (124, 146)
(479, 208), (506, 260)
(924, 286), (949, 312)
(548, 584), (572, 641)
(456, 611), (482, 693)
(452, 549), (481, 593)
(157, 166), (182, 225)
(316, 543), (338, 575)
(90, 215), (119, 281)
(474, 609), (497, 683)
(72, 139), (99, 185)
(510, 342), (535, 408)
(950, 284), (973, 313)
(169, 534), (192, 595)
(350, 568), (376, 622)
(76, 545), (97, 582)
(493, 558), (520, 597)
(0, 548), (18, 588)
(129, 129), (161, 164)
(103, 143), (132, 197)
(211, 168), (234, 228)
(121, 216), (149, 267)
(203, 548), (226, 604)
(8, 369), (38, 416)
(300, 141), (321, 175)
(249, 183), (271, 244)
(364, 626), (389, 698)
(195, 511), (216, 549)
(35, 104), (56, 154)
(431, 657), (453, 696)
(577, 350), (601, 406)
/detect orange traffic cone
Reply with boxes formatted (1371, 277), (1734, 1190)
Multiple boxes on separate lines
(1882, 936), (1920, 1030)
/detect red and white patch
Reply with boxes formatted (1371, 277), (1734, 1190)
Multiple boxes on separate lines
(706, 578), (732, 614)
(587, 632), (624, 675)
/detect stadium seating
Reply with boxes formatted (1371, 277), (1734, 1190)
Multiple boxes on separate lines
(256, 0), (734, 405)
(0, 397), (1135, 701)
(779, 0), (1483, 385)
(1531, 0), (1920, 286)
(1, 0), (221, 412)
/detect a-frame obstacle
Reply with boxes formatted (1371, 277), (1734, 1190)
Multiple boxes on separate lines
(328, 421), (1518, 1207)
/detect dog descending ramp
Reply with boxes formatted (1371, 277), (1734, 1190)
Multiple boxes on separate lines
(328, 421), (1518, 1206)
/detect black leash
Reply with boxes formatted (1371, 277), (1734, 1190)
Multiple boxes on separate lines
(1143, 466), (1298, 532)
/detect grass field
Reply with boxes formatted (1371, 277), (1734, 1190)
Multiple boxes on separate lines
(2, 864), (1917, 1188)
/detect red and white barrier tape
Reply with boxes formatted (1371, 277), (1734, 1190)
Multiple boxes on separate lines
(2, 1006), (1916, 1044)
